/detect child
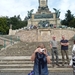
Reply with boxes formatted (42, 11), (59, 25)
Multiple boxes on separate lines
(69, 40), (75, 75)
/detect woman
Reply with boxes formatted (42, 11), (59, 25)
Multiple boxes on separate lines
(31, 43), (51, 75)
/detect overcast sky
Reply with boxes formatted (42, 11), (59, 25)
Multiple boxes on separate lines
(0, 0), (75, 20)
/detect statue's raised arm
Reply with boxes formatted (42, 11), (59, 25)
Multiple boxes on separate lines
(53, 8), (61, 18)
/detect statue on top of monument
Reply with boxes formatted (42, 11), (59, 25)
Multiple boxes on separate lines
(25, 9), (34, 20)
(38, 0), (48, 10)
(53, 8), (61, 18)
(27, 9), (34, 18)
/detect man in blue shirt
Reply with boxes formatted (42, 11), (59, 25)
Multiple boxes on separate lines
(60, 35), (69, 66)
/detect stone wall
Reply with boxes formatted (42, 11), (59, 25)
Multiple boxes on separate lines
(16, 29), (75, 42)
(16, 30), (38, 42)
(9, 29), (17, 35)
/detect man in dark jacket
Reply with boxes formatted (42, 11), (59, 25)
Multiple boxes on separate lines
(60, 35), (69, 66)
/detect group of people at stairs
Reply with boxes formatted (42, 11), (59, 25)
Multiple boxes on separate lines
(50, 35), (69, 67)
(30, 35), (75, 75)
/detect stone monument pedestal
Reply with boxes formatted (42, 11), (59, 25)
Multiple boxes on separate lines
(27, 0), (61, 28)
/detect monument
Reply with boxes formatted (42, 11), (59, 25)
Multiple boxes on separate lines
(27, 0), (61, 28)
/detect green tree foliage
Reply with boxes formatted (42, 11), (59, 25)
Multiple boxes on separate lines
(0, 15), (27, 34)
(61, 10), (75, 28)
(0, 17), (9, 34)
(65, 10), (74, 26)
(9, 15), (27, 30)
(69, 18), (75, 28)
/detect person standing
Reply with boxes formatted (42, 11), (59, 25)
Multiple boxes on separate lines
(50, 36), (59, 67)
(60, 35), (69, 66)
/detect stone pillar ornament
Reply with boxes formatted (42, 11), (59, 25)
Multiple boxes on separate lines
(39, 0), (47, 7)
(10, 24), (12, 29)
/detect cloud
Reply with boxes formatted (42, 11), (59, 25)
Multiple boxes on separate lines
(58, 0), (75, 19)
(0, 0), (38, 20)
(0, 0), (75, 20)
(48, 0), (75, 19)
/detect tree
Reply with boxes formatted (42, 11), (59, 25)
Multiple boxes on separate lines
(0, 15), (28, 34)
(9, 16), (19, 29)
(61, 10), (74, 27)
(61, 19), (67, 25)
(17, 15), (21, 21)
(65, 10), (74, 26)
(0, 17), (9, 34)
(69, 18), (75, 28)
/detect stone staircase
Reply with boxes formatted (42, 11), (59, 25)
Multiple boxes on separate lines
(0, 56), (73, 72)
(0, 41), (73, 72)
(0, 41), (73, 56)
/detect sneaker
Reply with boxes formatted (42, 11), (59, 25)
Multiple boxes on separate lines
(62, 64), (64, 66)
(56, 64), (60, 66)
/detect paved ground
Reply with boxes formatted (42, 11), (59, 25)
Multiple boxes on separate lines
(0, 72), (73, 75)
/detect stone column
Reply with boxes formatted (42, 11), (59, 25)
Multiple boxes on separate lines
(9, 24), (12, 35)
(10, 24), (12, 29)
(39, 0), (47, 7)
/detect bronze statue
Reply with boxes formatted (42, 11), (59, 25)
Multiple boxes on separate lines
(53, 8), (61, 18)
(25, 9), (34, 20)
(27, 9), (34, 19)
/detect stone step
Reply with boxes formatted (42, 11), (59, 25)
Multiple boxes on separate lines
(0, 64), (34, 68)
(0, 64), (70, 69)
(0, 55), (72, 60)
(0, 56), (72, 65)
(0, 56), (30, 60)
(0, 56), (71, 65)
(0, 60), (70, 65)
(0, 68), (73, 72)
(0, 56), (73, 72)
(0, 61), (34, 64)
(0, 64), (54, 68)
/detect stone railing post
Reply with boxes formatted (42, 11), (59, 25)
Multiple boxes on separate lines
(4, 40), (6, 48)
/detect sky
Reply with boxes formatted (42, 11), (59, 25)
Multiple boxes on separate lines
(0, 0), (75, 20)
